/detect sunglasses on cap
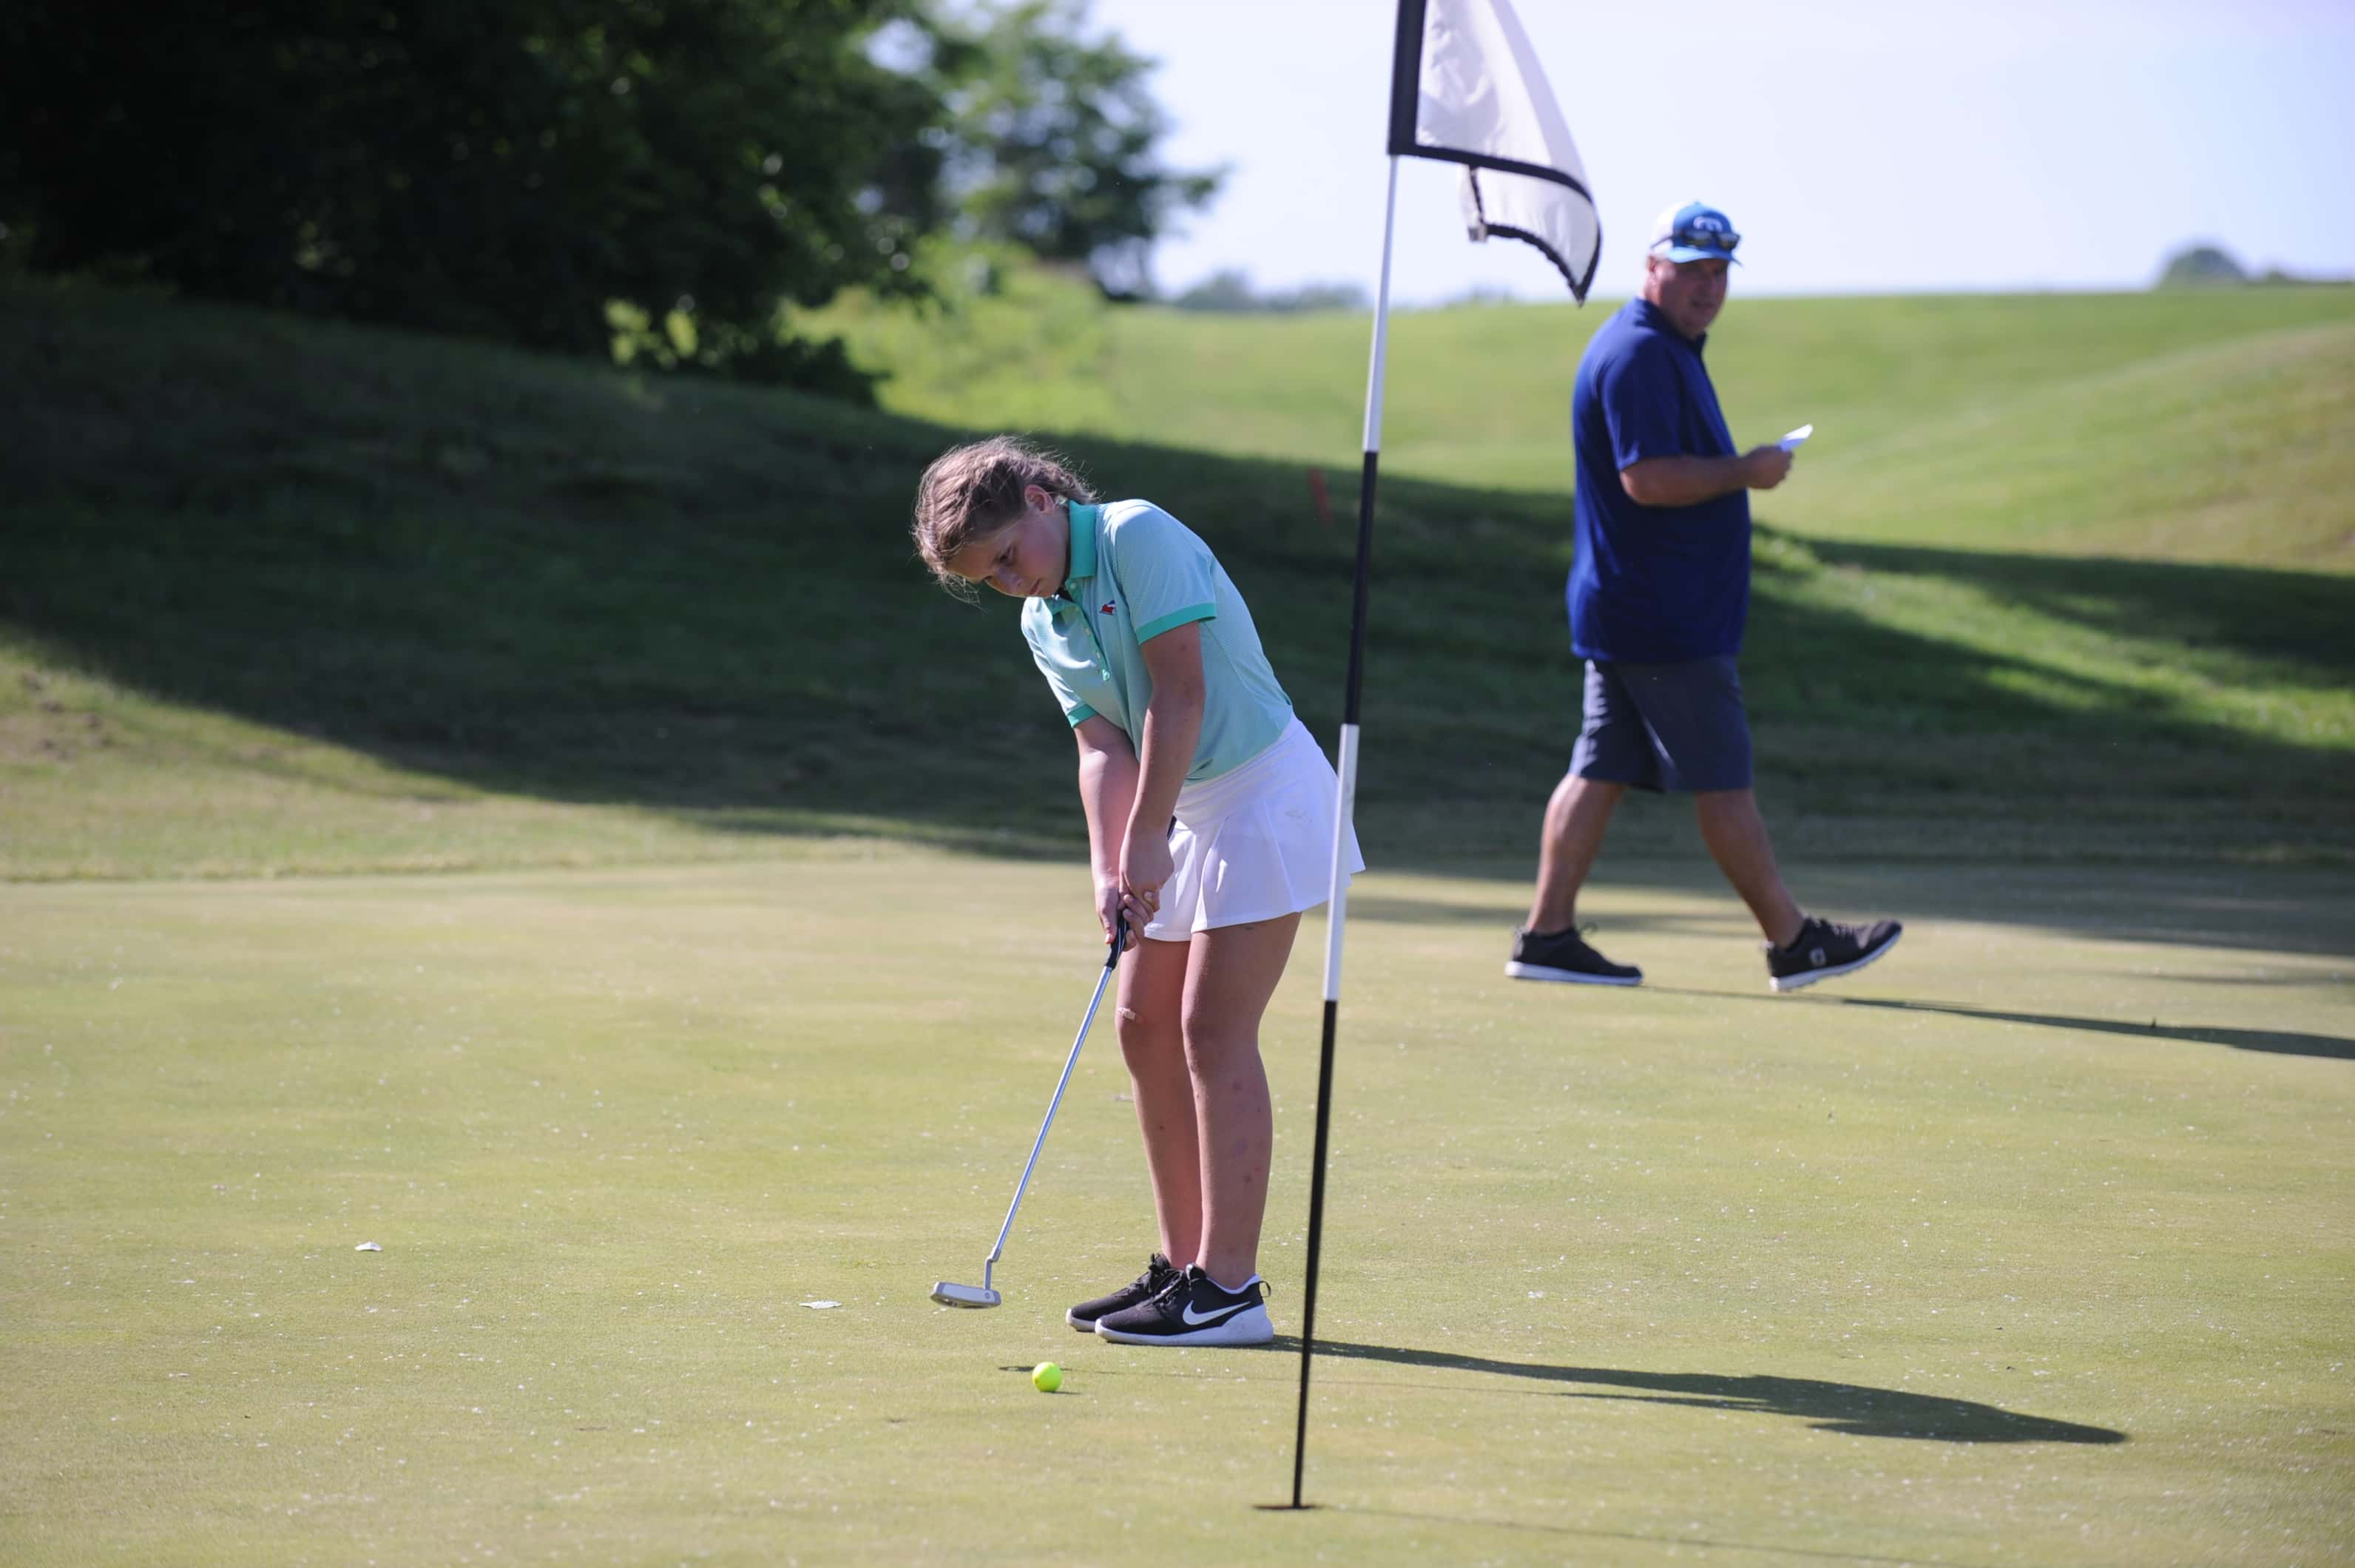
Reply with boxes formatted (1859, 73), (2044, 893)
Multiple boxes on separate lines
(1663, 220), (1740, 254)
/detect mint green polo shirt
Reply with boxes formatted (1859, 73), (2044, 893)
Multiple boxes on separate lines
(1020, 499), (1293, 783)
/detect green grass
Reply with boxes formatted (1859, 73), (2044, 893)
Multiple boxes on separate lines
(808, 261), (2355, 568)
(3, 854), (2349, 1562)
(4, 279), (2352, 878)
(4, 277), (2353, 1561)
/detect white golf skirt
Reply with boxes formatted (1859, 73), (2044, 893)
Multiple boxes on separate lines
(1143, 717), (1366, 942)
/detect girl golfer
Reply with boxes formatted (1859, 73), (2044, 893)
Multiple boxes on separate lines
(913, 436), (1361, 1347)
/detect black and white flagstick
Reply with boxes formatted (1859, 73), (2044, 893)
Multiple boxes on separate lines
(1283, 0), (1597, 1509)
(1286, 146), (1402, 1512)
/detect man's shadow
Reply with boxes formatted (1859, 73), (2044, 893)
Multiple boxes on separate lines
(1825, 996), (2354, 1062)
(1277, 1339), (2125, 1444)
(1660, 989), (2355, 1063)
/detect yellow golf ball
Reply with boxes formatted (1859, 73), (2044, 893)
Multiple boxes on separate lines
(1031, 1361), (1063, 1393)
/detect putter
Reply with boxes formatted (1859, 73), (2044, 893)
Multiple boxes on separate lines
(931, 914), (1129, 1308)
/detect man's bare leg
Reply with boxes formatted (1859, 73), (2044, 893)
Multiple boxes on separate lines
(1526, 774), (1626, 933)
(1694, 788), (1805, 947)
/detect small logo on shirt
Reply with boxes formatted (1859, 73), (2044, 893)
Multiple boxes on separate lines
(1100, 601), (1117, 615)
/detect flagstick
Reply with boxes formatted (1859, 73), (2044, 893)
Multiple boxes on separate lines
(1288, 151), (1400, 1513)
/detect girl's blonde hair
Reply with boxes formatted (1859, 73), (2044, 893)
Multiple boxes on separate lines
(911, 436), (1097, 595)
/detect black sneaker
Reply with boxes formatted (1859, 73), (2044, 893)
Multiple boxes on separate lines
(1066, 1251), (1181, 1333)
(1094, 1264), (1272, 1348)
(1505, 925), (1643, 986)
(1767, 916), (1902, 993)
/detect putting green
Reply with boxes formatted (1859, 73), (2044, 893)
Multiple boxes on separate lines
(2, 851), (2348, 1563)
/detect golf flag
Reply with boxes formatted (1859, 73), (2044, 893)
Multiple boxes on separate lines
(1389, 0), (1601, 299)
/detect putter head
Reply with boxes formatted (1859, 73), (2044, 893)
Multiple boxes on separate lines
(930, 1281), (1001, 1308)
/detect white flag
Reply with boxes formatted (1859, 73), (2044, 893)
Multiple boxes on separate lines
(1388, 0), (1601, 300)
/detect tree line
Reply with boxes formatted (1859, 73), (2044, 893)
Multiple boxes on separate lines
(0, 0), (1220, 397)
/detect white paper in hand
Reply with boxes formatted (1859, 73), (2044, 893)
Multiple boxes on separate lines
(1779, 424), (1814, 453)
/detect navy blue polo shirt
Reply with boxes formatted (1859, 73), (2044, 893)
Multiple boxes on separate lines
(1567, 297), (1751, 663)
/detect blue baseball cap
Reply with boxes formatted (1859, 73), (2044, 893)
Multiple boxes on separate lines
(1649, 201), (1742, 264)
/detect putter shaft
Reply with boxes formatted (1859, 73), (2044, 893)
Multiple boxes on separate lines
(980, 944), (1121, 1281)
(950, 919), (1126, 1305)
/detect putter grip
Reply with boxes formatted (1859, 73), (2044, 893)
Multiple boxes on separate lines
(1106, 912), (1127, 967)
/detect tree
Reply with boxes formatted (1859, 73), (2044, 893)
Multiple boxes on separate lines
(1171, 269), (1368, 314)
(2157, 243), (2248, 288)
(1171, 268), (1259, 311)
(929, 1), (1223, 298)
(0, 0), (942, 388)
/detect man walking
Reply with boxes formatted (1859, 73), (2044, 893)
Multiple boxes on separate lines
(1506, 202), (1901, 993)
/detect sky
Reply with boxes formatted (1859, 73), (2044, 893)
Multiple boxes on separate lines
(1084, 0), (2355, 303)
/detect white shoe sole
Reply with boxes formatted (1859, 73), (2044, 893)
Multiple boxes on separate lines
(1094, 1305), (1274, 1347)
(1769, 930), (1902, 993)
(1505, 961), (1641, 987)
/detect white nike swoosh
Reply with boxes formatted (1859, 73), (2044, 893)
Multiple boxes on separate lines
(1180, 1298), (1254, 1328)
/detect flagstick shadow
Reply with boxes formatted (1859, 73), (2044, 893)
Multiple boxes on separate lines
(1321, 1505), (1997, 1567)
(1652, 987), (2355, 1062)
(1268, 1339), (2125, 1444)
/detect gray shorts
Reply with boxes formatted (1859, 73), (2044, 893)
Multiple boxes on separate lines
(1568, 657), (1754, 794)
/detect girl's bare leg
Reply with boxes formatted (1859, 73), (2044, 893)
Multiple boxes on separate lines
(1115, 935), (1200, 1264)
(1182, 913), (1300, 1287)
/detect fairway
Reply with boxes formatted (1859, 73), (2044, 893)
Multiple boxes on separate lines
(4, 851), (2349, 1564)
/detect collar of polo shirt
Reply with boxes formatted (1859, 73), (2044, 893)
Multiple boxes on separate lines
(1632, 296), (1707, 353)
(1059, 502), (1101, 600)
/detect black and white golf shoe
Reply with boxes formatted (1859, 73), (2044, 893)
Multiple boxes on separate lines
(1505, 924), (1643, 986)
(1766, 916), (1903, 993)
(1066, 1251), (1180, 1333)
(1093, 1265), (1272, 1348)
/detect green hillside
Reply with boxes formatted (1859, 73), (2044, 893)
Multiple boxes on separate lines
(2, 280), (2351, 880)
(808, 266), (2355, 570)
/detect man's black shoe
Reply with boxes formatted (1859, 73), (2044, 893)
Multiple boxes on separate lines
(1767, 916), (1903, 993)
(1505, 925), (1643, 986)
(1066, 1252), (1180, 1333)
(1094, 1264), (1272, 1347)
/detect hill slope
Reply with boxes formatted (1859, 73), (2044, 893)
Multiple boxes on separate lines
(808, 271), (2355, 570)
(2, 282), (2350, 879)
